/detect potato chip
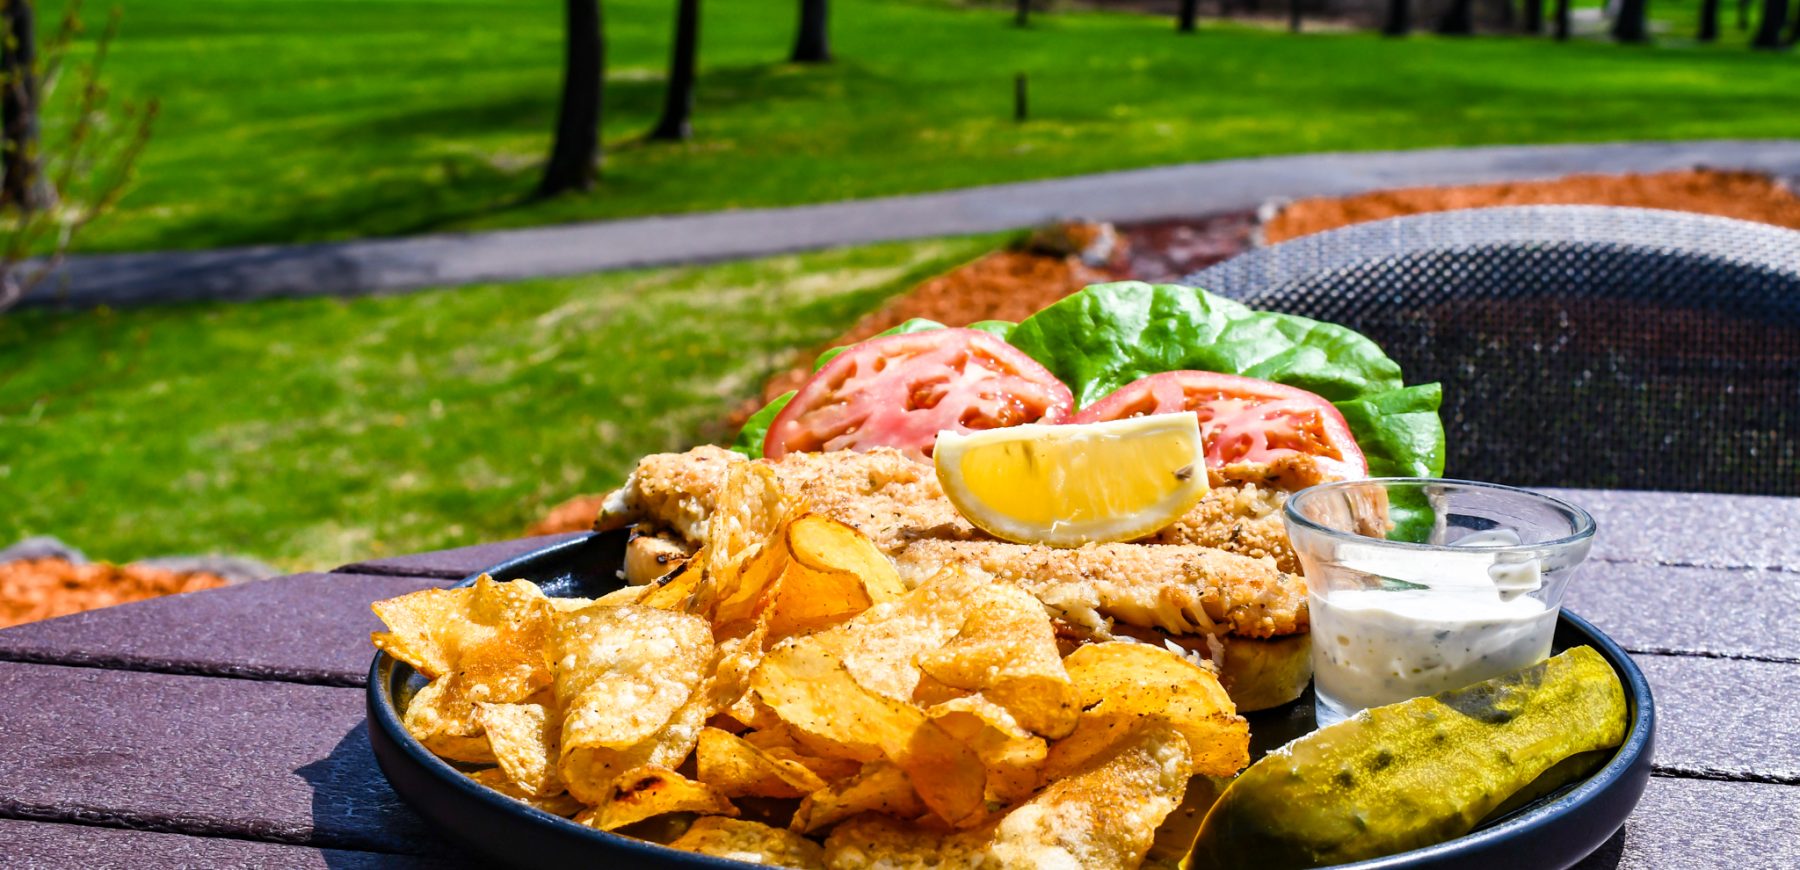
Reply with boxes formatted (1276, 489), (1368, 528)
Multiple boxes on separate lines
(752, 634), (987, 828)
(831, 570), (998, 703)
(475, 699), (561, 797)
(695, 726), (827, 799)
(553, 603), (715, 804)
(375, 576), (557, 761)
(669, 817), (826, 869)
(1044, 642), (1249, 781)
(691, 462), (794, 616)
(466, 767), (585, 817)
(927, 695), (1047, 807)
(821, 813), (966, 868)
(914, 580), (1077, 739)
(823, 723), (1192, 869)
(791, 761), (928, 834)
(735, 724), (863, 783)
(373, 575), (553, 691)
(403, 676), (496, 762)
(760, 515), (907, 640)
(573, 765), (738, 832)
(981, 722), (1192, 868)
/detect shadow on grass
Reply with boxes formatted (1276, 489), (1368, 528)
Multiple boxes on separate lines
(133, 61), (885, 252)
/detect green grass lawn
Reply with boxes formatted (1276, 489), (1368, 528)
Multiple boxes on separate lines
(46, 0), (1800, 254)
(0, 234), (1000, 569)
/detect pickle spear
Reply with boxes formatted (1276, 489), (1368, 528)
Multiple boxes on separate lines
(1190, 646), (1628, 870)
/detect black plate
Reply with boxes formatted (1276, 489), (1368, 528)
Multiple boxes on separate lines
(368, 530), (1656, 869)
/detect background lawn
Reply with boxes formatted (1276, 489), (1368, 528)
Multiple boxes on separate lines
(0, 234), (1000, 569)
(43, 0), (1800, 253)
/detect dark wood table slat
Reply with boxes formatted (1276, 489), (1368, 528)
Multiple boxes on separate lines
(1546, 488), (1800, 571)
(1637, 653), (1800, 782)
(1567, 562), (1800, 662)
(1571, 776), (1800, 869)
(0, 663), (442, 856)
(0, 573), (454, 688)
(335, 533), (582, 580)
(0, 818), (454, 869)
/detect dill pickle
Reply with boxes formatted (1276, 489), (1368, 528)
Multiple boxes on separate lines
(1190, 646), (1628, 869)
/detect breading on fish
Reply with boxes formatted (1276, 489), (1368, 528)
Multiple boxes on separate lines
(602, 446), (1302, 570)
(1143, 483), (1298, 574)
(891, 540), (1305, 639)
(598, 445), (1313, 642)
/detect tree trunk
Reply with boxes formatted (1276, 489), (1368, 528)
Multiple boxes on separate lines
(1438, 0), (1475, 33)
(1698, 0), (1720, 38)
(1289, 0), (1302, 31)
(1497, 0), (1516, 29)
(1383, 0), (1412, 33)
(1554, 0), (1572, 38)
(1, 0), (50, 212)
(1179, 0), (1199, 31)
(651, 0), (699, 141)
(1752, 0), (1788, 46)
(538, 0), (603, 197)
(1524, 0), (1544, 32)
(1788, 0), (1800, 40)
(792, 0), (829, 62)
(1612, 0), (1650, 40)
(1016, 0), (1030, 27)
(1738, 0), (1751, 29)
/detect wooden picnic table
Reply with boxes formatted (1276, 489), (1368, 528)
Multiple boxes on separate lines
(0, 487), (1796, 868)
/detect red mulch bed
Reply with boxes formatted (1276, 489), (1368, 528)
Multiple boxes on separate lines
(1262, 169), (1800, 243)
(0, 559), (229, 629)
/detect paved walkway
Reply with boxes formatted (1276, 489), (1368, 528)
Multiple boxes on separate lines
(29, 139), (1800, 309)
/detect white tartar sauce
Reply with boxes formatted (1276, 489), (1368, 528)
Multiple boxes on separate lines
(1311, 529), (1557, 720)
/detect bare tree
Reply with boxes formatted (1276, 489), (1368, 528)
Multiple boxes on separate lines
(1752, 0), (1789, 47)
(1438, 0), (1475, 33)
(1179, 0), (1199, 31)
(1289, 0), (1302, 31)
(650, 0), (699, 141)
(0, 1), (156, 312)
(2, 0), (48, 210)
(1612, 0), (1650, 41)
(1554, 0), (1572, 39)
(1384, 0), (1413, 33)
(538, 0), (603, 197)
(1523, 0), (1544, 33)
(1699, 0), (1721, 40)
(793, 0), (829, 61)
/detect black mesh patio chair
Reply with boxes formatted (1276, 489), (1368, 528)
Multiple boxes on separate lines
(1184, 206), (1800, 495)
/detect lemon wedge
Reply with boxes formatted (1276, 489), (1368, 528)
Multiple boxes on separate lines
(933, 414), (1210, 548)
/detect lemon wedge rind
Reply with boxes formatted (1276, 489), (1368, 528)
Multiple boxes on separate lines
(933, 415), (1210, 548)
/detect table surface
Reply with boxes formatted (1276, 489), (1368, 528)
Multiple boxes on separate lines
(1, 487), (1796, 868)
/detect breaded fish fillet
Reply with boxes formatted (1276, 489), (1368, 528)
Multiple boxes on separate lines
(891, 539), (1305, 639)
(600, 445), (1300, 571)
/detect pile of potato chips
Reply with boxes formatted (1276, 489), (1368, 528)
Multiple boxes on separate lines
(371, 464), (1251, 869)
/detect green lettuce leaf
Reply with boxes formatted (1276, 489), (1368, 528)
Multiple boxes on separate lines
(729, 391), (792, 458)
(1006, 282), (1405, 404)
(1333, 383), (1445, 478)
(1007, 282), (1445, 486)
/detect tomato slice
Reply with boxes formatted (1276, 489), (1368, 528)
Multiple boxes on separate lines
(765, 329), (1074, 462)
(1071, 371), (1367, 482)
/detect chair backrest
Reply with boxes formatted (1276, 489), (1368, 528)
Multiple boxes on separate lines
(1185, 206), (1800, 495)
